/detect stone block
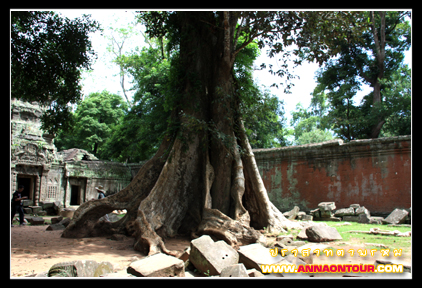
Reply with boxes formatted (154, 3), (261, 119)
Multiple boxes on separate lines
(29, 217), (45, 225)
(60, 208), (75, 218)
(127, 253), (185, 277)
(358, 213), (370, 223)
(189, 235), (238, 276)
(383, 208), (409, 224)
(46, 223), (66, 231)
(30, 206), (42, 214)
(355, 206), (371, 218)
(238, 243), (284, 272)
(305, 225), (342, 242)
(349, 204), (360, 209)
(334, 207), (355, 217)
(51, 216), (63, 224)
(343, 216), (360, 222)
(220, 263), (249, 277)
(283, 206), (300, 220)
(319, 209), (333, 218)
(22, 199), (33, 207)
(301, 214), (313, 221)
(318, 202), (336, 211)
(48, 260), (113, 277)
(23, 208), (32, 214)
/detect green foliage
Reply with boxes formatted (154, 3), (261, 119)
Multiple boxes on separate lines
(101, 46), (172, 162)
(11, 11), (101, 135)
(54, 91), (127, 158)
(301, 11), (411, 140)
(289, 102), (334, 145)
(379, 64), (411, 137)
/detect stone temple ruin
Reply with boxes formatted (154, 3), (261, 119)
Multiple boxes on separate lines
(10, 99), (142, 211)
(11, 99), (411, 217)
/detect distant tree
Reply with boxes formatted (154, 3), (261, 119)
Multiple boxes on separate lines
(11, 11), (101, 135)
(298, 11), (411, 139)
(54, 91), (127, 158)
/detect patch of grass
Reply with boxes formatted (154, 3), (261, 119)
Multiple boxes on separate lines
(322, 221), (411, 252)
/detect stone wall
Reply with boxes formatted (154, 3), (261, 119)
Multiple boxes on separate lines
(253, 136), (411, 216)
(11, 99), (135, 208)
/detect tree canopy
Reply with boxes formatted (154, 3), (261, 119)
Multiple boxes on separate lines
(298, 11), (411, 140)
(11, 11), (101, 135)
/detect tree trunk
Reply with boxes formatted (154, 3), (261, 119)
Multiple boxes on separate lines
(62, 12), (300, 255)
(368, 11), (386, 139)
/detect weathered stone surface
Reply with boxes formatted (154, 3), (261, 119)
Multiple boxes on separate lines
(60, 208), (75, 218)
(319, 209), (333, 218)
(22, 199), (33, 207)
(318, 202), (336, 211)
(30, 206), (43, 214)
(334, 207), (355, 217)
(349, 204), (360, 209)
(355, 206), (371, 218)
(358, 213), (370, 224)
(48, 260), (113, 277)
(310, 208), (320, 218)
(28, 217), (44, 225)
(343, 216), (360, 222)
(220, 264), (249, 277)
(51, 216), (63, 224)
(383, 208), (409, 224)
(189, 235), (238, 276)
(127, 253), (185, 277)
(46, 223), (65, 231)
(283, 206), (300, 220)
(305, 225), (342, 242)
(59, 217), (71, 227)
(238, 243), (284, 271)
(301, 214), (313, 221)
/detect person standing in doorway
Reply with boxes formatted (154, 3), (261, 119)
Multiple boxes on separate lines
(11, 185), (27, 227)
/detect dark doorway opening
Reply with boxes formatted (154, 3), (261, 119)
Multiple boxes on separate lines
(70, 185), (80, 205)
(17, 177), (34, 200)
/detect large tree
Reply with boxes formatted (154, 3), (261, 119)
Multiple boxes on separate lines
(298, 11), (411, 139)
(62, 11), (304, 255)
(11, 11), (101, 135)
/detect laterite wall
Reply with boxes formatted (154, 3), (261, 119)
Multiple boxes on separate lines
(253, 136), (411, 216)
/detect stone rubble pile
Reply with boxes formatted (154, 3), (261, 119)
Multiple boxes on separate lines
(285, 202), (411, 225)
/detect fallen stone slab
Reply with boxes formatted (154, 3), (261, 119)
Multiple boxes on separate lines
(355, 206), (371, 218)
(383, 208), (409, 225)
(334, 207), (355, 217)
(50, 216), (63, 224)
(127, 253), (185, 277)
(48, 260), (113, 277)
(46, 223), (65, 231)
(283, 206), (300, 220)
(318, 202), (336, 211)
(220, 263), (249, 277)
(28, 217), (45, 225)
(306, 225), (342, 242)
(238, 243), (285, 272)
(189, 235), (238, 276)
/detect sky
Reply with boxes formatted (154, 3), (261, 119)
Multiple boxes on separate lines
(56, 9), (411, 127)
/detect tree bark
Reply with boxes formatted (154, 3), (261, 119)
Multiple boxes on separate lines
(62, 11), (300, 255)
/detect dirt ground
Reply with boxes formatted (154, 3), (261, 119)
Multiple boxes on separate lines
(10, 224), (190, 277)
(10, 224), (411, 278)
